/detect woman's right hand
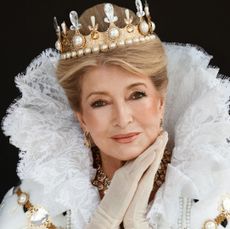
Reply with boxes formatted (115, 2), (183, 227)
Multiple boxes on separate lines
(86, 131), (168, 229)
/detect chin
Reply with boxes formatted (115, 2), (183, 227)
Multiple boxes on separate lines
(116, 148), (144, 161)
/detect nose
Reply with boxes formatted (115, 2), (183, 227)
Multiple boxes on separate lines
(112, 101), (133, 128)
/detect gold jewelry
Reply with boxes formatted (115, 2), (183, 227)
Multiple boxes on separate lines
(91, 146), (172, 198)
(160, 118), (163, 128)
(53, 1), (156, 60)
(84, 131), (91, 148)
(14, 187), (57, 229)
(91, 148), (111, 197)
(203, 195), (230, 229)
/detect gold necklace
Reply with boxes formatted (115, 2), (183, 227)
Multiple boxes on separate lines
(91, 147), (172, 198)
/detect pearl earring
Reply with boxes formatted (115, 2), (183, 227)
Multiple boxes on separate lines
(84, 131), (91, 148)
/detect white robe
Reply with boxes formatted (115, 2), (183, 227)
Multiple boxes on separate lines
(0, 43), (230, 229)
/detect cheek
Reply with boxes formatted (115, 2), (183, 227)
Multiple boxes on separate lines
(133, 98), (161, 127)
(82, 108), (111, 137)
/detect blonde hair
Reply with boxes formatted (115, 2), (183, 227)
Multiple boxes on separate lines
(56, 3), (168, 112)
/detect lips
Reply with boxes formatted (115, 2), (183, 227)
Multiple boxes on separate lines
(111, 132), (140, 144)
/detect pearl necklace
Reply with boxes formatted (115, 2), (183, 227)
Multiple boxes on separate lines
(91, 147), (172, 198)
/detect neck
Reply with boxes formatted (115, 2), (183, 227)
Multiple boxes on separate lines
(99, 151), (125, 180)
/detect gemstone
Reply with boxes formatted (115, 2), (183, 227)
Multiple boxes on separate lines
(221, 218), (228, 227)
(222, 197), (230, 212)
(126, 25), (134, 33)
(108, 28), (120, 40)
(69, 11), (81, 30)
(104, 3), (118, 23)
(203, 220), (217, 229)
(30, 207), (49, 226)
(91, 31), (99, 40)
(18, 193), (28, 205)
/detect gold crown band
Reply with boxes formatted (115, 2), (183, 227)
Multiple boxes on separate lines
(54, 0), (156, 60)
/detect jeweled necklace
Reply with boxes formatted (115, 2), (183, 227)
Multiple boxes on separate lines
(91, 147), (172, 198)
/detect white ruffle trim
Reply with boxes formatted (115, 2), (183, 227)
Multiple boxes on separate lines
(1, 43), (230, 228)
(1, 49), (100, 228)
(146, 43), (230, 227)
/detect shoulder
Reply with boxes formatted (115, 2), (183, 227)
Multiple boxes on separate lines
(0, 180), (67, 229)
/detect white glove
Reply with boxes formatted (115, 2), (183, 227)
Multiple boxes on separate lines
(86, 131), (168, 229)
(123, 131), (168, 228)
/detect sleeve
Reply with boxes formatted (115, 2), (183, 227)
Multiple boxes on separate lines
(0, 186), (27, 229)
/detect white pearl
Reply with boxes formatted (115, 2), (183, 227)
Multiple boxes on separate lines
(125, 39), (133, 45)
(73, 35), (83, 47)
(139, 20), (149, 35)
(84, 48), (92, 54)
(77, 49), (84, 56)
(151, 22), (156, 31)
(18, 193), (28, 205)
(150, 34), (156, 39)
(101, 44), (108, 51)
(109, 43), (117, 49)
(66, 52), (71, 59)
(117, 40), (125, 46)
(71, 51), (77, 57)
(92, 46), (99, 53)
(139, 37), (145, 42)
(55, 41), (62, 51)
(62, 54), (67, 59)
(108, 28), (120, 39)
(133, 38), (140, 43)
(203, 220), (217, 229)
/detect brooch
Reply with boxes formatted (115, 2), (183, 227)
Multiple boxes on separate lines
(203, 194), (230, 229)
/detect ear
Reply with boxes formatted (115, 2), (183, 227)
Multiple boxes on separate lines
(74, 111), (88, 132)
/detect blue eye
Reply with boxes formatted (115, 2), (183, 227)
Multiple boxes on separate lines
(130, 91), (147, 100)
(91, 100), (107, 108)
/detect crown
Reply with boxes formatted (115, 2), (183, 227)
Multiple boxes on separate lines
(54, 0), (156, 60)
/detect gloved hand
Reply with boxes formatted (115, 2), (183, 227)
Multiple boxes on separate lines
(123, 131), (168, 229)
(85, 131), (168, 229)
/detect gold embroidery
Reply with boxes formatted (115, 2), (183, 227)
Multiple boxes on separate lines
(15, 187), (57, 229)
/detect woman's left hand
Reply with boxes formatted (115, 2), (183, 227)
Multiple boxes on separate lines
(123, 131), (168, 229)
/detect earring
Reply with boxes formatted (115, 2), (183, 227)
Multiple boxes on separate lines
(160, 118), (163, 128)
(84, 131), (91, 148)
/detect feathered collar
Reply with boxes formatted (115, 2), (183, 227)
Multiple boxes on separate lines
(2, 43), (230, 228)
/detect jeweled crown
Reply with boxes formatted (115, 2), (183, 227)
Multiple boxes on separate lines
(54, 0), (156, 60)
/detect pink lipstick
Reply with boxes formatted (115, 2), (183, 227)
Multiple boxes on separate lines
(111, 132), (140, 144)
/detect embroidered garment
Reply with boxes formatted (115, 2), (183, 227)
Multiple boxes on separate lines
(0, 43), (230, 229)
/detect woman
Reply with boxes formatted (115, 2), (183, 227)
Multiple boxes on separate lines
(0, 1), (230, 229)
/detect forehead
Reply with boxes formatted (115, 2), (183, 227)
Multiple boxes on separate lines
(82, 65), (152, 88)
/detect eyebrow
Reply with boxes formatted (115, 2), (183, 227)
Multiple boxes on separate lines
(86, 82), (147, 100)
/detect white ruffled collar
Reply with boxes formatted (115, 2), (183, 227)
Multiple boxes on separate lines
(2, 43), (230, 228)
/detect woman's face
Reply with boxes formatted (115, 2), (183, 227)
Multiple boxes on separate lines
(76, 65), (165, 161)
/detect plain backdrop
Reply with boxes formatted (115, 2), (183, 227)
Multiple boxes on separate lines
(0, 0), (230, 201)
